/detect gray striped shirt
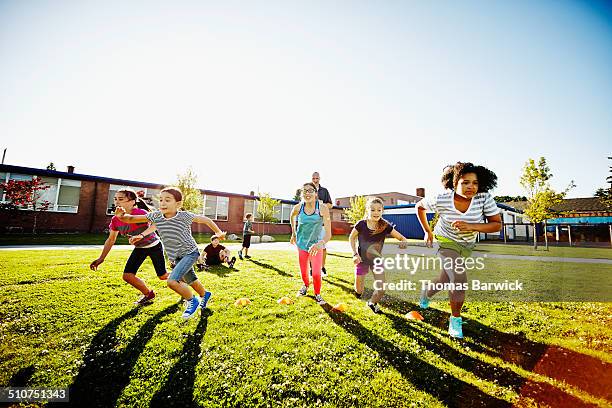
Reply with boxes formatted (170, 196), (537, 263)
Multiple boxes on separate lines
(146, 210), (198, 261)
(422, 191), (500, 245)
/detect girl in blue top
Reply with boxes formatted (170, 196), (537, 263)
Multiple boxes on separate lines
(290, 182), (332, 305)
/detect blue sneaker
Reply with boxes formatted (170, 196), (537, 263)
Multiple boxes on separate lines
(181, 296), (200, 319)
(201, 291), (212, 309)
(419, 289), (430, 309)
(448, 316), (464, 339)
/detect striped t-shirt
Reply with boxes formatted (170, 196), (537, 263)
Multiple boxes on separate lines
(422, 191), (500, 245)
(145, 210), (198, 261)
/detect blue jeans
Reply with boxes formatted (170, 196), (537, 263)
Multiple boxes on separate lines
(169, 250), (199, 285)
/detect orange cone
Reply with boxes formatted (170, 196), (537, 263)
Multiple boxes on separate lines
(332, 303), (349, 312)
(277, 296), (293, 305)
(405, 310), (424, 321)
(234, 297), (251, 306)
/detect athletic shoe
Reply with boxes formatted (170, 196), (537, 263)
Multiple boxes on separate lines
(419, 292), (430, 309)
(354, 291), (363, 299)
(314, 294), (326, 305)
(196, 263), (206, 272)
(321, 267), (328, 278)
(228, 256), (236, 268)
(181, 296), (200, 319)
(297, 285), (308, 297)
(201, 291), (212, 309)
(448, 316), (464, 339)
(135, 290), (155, 305)
(245, 255), (251, 259)
(367, 301), (381, 314)
(238, 250), (243, 260)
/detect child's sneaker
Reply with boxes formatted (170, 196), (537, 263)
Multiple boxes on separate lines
(448, 316), (464, 339)
(367, 301), (381, 314)
(181, 296), (200, 319)
(196, 263), (206, 272)
(245, 255), (251, 259)
(228, 256), (236, 268)
(238, 250), (243, 260)
(135, 290), (155, 305)
(321, 267), (328, 278)
(314, 294), (326, 305)
(201, 291), (212, 308)
(297, 285), (308, 297)
(419, 293), (430, 309)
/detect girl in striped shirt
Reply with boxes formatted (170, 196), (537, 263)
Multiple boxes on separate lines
(416, 162), (502, 338)
(116, 187), (226, 319)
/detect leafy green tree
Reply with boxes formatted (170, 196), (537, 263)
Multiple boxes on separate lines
(520, 157), (574, 249)
(343, 196), (367, 225)
(293, 189), (302, 201)
(494, 195), (527, 202)
(257, 193), (281, 236)
(175, 167), (203, 213)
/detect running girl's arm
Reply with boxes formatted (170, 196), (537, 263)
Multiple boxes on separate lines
(290, 204), (300, 245)
(114, 207), (148, 223)
(389, 229), (409, 249)
(415, 200), (434, 247)
(451, 214), (502, 233)
(309, 205), (332, 256)
(90, 230), (119, 270)
(193, 215), (227, 239)
(349, 227), (362, 265)
(129, 225), (157, 245)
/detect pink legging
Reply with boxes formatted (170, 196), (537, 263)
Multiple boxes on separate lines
(298, 249), (322, 295)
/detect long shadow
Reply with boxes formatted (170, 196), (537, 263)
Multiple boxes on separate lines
(383, 298), (612, 403)
(149, 309), (212, 408)
(8, 365), (35, 386)
(202, 265), (236, 278)
(248, 259), (292, 277)
(381, 311), (596, 408)
(319, 303), (511, 408)
(60, 304), (180, 408)
(326, 252), (352, 259)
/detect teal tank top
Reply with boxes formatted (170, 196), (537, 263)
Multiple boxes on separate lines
(296, 201), (323, 251)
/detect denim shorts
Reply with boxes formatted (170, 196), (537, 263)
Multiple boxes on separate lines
(169, 250), (199, 285)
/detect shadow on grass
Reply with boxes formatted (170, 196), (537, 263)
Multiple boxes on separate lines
(326, 252), (352, 259)
(319, 302), (510, 408)
(247, 259), (292, 277)
(149, 309), (212, 408)
(60, 303), (180, 408)
(383, 298), (612, 405)
(201, 265), (237, 278)
(8, 365), (35, 386)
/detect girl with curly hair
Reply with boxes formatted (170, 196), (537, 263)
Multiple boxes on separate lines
(415, 162), (502, 338)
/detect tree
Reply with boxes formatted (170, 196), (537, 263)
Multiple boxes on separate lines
(257, 193), (281, 237)
(175, 168), (203, 213)
(0, 176), (51, 233)
(46, 162), (56, 171)
(343, 195), (367, 225)
(594, 156), (612, 210)
(520, 157), (574, 249)
(293, 189), (302, 201)
(494, 195), (527, 203)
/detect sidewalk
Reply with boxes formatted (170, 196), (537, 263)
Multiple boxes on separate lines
(1, 242), (611, 264)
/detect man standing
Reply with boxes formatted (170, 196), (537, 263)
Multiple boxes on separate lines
(312, 172), (333, 277)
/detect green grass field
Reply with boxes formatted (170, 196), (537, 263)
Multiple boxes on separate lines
(1, 249), (611, 407)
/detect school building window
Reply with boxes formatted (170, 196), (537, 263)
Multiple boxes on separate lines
(203, 195), (229, 221)
(1, 173), (81, 213)
(106, 185), (160, 215)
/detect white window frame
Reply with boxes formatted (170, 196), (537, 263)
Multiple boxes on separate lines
(1, 172), (80, 213)
(203, 195), (229, 221)
(106, 185), (152, 215)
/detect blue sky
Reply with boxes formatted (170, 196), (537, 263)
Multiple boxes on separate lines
(1, 0), (610, 201)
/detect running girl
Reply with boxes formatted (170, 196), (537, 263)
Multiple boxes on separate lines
(90, 189), (166, 305)
(290, 182), (332, 305)
(117, 187), (226, 319)
(416, 162), (501, 338)
(349, 197), (409, 313)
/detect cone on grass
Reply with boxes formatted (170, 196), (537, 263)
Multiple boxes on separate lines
(234, 297), (251, 306)
(277, 296), (293, 305)
(405, 310), (424, 321)
(332, 303), (349, 312)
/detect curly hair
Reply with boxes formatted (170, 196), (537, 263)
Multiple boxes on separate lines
(441, 162), (498, 192)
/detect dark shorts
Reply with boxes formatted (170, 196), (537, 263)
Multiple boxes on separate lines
(124, 242), (167, 276)
(205, 256), (223, 266)
(242, 234), (251, 248)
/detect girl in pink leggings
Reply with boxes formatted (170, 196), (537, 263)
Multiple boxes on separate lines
(290, 182), (332, 305)
(349, 197), (408, 313)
